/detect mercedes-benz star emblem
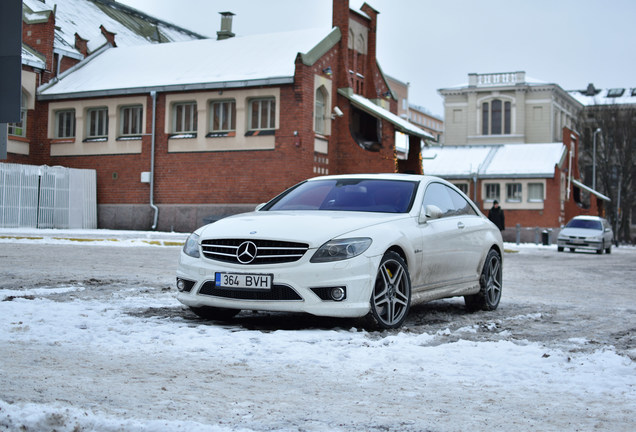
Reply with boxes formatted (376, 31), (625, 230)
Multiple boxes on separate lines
(236, 241), (258, 264)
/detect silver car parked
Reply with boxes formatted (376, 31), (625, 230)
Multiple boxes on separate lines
(557, 215), (613, 254)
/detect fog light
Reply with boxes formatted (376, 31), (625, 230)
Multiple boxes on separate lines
(176, 279), (186, 292)
(330, 287), (346, 301)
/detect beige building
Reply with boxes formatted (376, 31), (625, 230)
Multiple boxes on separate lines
(438, 71), (580, 145)
(408, 105), (443, 144)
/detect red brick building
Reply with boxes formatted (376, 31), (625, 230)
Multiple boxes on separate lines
(4, 0), (432, 232)
(422, 127), (609, 242)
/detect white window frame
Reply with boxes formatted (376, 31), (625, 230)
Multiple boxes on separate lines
(484, 183), (500, 202)
(8, 91), (27, 137)
(86, 107), (108, 139)
(249, 97), (276, 131)
(528, 183), (545, 202)
(209, 99), (236, 133)
(172, 102), (197, 134)
(55, 110), (76, 139)
(481, 98), (512, 135)
(314, 87), (327, 135)
(120, 105), (143, 136)
(506, 183), (522, 203)
(453, 182), (469, 195)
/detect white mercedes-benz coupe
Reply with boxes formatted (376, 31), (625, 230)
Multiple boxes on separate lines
(176, 174), (503, 329)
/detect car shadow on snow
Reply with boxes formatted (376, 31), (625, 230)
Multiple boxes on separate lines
(128, 299), (501, 333)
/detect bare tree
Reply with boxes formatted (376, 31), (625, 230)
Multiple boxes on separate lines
(579, 104), (636, 243)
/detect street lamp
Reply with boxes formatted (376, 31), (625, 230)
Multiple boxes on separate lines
(592, 128), (601, 191)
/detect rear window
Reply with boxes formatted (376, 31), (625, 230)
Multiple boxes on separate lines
(264, 179), (417, 213)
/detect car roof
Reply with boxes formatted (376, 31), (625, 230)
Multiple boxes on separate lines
(571, 215), (604, 221)
(305, 173), (433, 182)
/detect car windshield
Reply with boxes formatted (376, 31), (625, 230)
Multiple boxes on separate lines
(566, 218), (602, 230)
(264, 179), (418, 213)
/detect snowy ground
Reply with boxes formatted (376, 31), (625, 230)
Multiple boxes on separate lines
(0, 229), (635, 431)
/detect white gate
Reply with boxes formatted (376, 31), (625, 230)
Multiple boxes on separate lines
(0, 163), (97, 229)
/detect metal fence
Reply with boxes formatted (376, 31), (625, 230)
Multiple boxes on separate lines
(0, 163), (96, 229)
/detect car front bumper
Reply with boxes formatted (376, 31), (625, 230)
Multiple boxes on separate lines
(557, 237), (602, 250)
(176, 252), (380, 318)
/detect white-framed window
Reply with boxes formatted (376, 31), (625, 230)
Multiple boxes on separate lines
(454, 183), (469, 195)
(484, 183), (500, 201)
(209, 100), (236, 132)
(506, 183), (522, 202)
(314, 87), (327, 135)
(173, 102), (197, 133)
(528, 183), (544, 202)
(120, 105), (143, 136)
(482, 99), (511, 135)
(249, 97), (275, 131)
(86, 107), (108, 139)
(8, 91), (27, 137)
(55, 110), (76, 138)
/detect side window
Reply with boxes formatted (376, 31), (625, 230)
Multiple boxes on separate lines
(423, 183), (476, 218)
(422, 183), (454, 217)
(447, 186), (478, 216)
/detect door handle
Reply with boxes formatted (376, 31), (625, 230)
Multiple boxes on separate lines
(457, 222), (465, 229)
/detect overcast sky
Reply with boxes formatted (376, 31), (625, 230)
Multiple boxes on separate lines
(119, 0), (635, 118)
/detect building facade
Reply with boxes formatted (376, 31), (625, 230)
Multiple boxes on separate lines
(439, 71), (580, 146)
(434, 72), (611, 241)
(3, 0), (432, 232)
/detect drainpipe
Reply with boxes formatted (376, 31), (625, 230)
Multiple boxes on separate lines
(150, 91), (159, 230)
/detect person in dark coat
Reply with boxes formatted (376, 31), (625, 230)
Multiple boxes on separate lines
(488, 200), (505, 231)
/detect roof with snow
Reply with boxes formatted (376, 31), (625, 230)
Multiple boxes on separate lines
(21, 45), (47, 69)
(38, 27), (337, 99)
(568, 87), (636, 106)
(338, 88), (435, 141)
(22, 0), (204, 60)
(422, 143), (566, 179)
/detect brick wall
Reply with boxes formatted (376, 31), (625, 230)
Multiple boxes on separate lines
(22, 14), (55, 83)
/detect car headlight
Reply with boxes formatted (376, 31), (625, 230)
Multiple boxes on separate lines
(310, 238), (372, 263)
(183, 233), (200, 258)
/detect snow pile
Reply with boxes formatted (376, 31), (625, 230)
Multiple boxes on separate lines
(1, 282), (634, 431)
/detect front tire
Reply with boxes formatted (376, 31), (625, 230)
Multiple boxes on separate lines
(368, 251), (411, 329)
(189, 306), (240, 321)
(465, 249), (502, 312)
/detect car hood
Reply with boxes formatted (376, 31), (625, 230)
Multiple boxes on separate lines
(558, 227), (602, 238)
(197, 211), (409, 248)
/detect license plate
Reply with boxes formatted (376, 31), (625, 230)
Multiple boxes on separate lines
(215, 272), (272, 290)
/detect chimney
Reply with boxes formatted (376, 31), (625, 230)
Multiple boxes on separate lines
(217, 12), (235, 40)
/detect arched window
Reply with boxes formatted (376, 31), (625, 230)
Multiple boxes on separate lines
(482, 99), (511, 135)
(315, 86), (327, 135)
(8, 91), (27, 137)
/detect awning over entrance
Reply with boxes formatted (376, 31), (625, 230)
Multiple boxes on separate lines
(337, 88), (435, 142)
(572, 179), (611, 201)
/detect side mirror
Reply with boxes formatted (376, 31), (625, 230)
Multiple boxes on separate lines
(255, 203), (266, 211)
(419, 204), (443, 223)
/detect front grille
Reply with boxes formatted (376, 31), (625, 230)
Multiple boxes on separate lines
(198, 281), (302, 301)
(201, 239), (309, 265)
